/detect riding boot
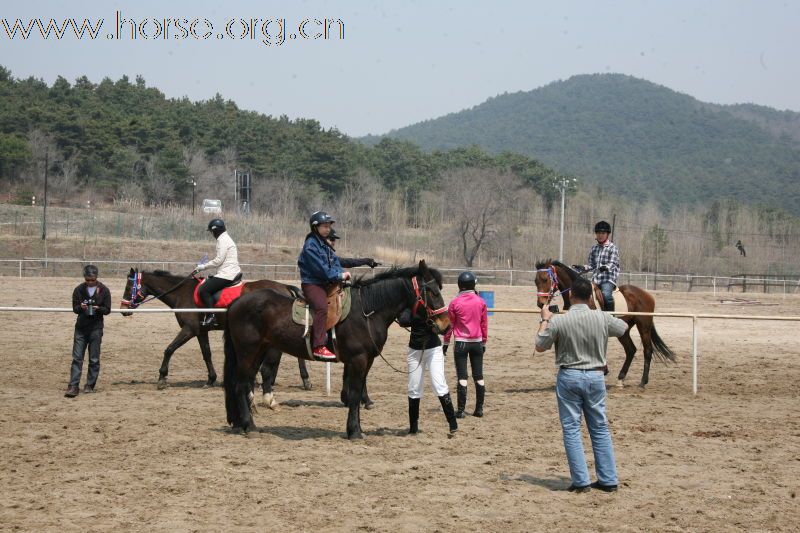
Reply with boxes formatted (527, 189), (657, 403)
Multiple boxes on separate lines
(438, 394), (458, 433)
(456, 384), (467, 419)
(408, 397), (420, 434)
(473, 383), (485, 418)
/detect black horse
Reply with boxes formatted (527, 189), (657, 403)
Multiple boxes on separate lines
(223, 261), (450, 439)
(120, 268), (311, 395)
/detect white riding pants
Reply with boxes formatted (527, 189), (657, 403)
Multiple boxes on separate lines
(407, 345), (449, 398)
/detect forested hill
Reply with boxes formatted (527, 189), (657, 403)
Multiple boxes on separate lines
(373, 74), (800, 214)
(0, 66), (561, 206)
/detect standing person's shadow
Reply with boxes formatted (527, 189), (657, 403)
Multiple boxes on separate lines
(500, 473), (572, 491)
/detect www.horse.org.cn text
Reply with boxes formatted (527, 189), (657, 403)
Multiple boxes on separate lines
(0, 11), (345, 47)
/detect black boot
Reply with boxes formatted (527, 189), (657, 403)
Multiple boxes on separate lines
(456, 384), (467, 419)
(408, 397), (420, 434)
(438, 394), (458, 433)
(473, 383), (485, 417)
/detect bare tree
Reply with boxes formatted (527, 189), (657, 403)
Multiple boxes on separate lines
(144, 157), (175, 206)
(441, 168), (523, 267)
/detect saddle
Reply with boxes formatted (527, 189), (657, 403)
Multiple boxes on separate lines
(193, 274), (245, 308)
(591, 283), (628, 315)
(291, 285), (352, 330)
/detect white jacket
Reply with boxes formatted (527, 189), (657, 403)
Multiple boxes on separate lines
(197, 231), (241, 280)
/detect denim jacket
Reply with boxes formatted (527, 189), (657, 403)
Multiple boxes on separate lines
(298, 232), (343, 284)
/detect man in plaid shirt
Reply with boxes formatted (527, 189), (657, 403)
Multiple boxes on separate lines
(574, 221), (620, 312)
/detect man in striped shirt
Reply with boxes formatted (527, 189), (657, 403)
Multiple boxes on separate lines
(535, 276), (628, 494)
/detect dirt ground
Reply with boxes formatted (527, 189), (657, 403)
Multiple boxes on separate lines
(1, 276), (798, 532)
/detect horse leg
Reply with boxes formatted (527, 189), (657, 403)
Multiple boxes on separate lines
(340, 364), (349, 406)
(197, 331), (217, 387)
(298, 358), (312, 390)
(362, 357), (375, 409)
(346, 356), (368, 439)
(158, 326), (195, 389)
(259, 349), (282, 410)
(615, 327), (638, 388)
(637, 322), (654, 388)
(235, 351), (262, 433)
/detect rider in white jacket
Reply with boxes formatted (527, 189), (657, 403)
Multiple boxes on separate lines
(194, 219), (241, 326)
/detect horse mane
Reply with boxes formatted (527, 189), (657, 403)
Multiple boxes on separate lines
(353, 265), (443, 315)
(152, 270), (173, 277)
(352, 265), (443, 289)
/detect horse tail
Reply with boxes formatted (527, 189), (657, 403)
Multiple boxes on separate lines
(651, 325), (677, 363)
(223, 323), (239, 426)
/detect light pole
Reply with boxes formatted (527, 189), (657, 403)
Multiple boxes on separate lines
(187, 177), (196, 216)
(554, 176), (577, 261)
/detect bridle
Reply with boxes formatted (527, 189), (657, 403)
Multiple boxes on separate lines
(120, 269), (194, 308)
(411, 275), (448, 323)
(536, 265), (571, 305)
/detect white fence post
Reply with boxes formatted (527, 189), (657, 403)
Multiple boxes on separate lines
(692, 315), (698, 396)
(326, 362), (331, 396)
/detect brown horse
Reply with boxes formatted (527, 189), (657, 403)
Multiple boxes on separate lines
(119, 269), (311, 398)
(223, 261), (450, 439)
(534, 259), (676, 387)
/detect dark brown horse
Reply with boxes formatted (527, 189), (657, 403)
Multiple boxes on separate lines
(534, 259), (676, 387)
(119, 269), (311, 397)
(223, 261), (450, 439)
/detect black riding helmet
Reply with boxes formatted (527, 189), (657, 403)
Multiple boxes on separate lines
(594, 220), (612, 233)
(207, 219), (226, 232)
(457, 271), (477, 291)
(309, 211), (335, 233)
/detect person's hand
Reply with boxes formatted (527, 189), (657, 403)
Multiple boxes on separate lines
(80, 302), (88, 310)
(571, 264), (584, 272)
(540, 305), (554, 322)
(442, 344), (449, 355)
(480, 343), (486, 355)
(341, 271), (351, 281)
(598, 264), (609, 272)
(366, 259), (380, 268)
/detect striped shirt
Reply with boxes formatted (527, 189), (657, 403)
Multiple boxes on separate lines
(587, 240), (620, 286)
(535, 304), (628, 369)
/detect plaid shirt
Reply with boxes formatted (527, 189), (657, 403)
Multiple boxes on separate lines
(587, 241), (620, 286)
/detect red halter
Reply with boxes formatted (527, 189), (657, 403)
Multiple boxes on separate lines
(412, 276), (447, 318)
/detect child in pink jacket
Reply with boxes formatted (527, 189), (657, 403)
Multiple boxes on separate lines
(443, 271), (488, 418)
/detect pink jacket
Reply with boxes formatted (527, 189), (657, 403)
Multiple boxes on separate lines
(443, 291), (488, 345)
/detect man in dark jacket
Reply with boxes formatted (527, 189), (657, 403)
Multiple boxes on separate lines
(65, 265), (111, 397)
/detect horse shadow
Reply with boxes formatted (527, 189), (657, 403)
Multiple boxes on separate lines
(112, 379), (214, 389)
(500, 473), (572, 491)
(214, 425), (406, 440)
(504, 386), (556, 394)
(279, 399), (345, 408)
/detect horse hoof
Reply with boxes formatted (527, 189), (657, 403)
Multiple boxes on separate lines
(638, 382), (647, 389)
(157, 379), (168, 390)
(348, 432), (364, 440)
(363, 400), (375, 410)
(616, 380), (625, 389)
(302, 379), (313, 391)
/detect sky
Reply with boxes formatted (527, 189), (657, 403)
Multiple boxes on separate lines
(1, 0), (798, 137)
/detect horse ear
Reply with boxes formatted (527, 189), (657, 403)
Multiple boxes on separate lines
(129, 267), (135, 276)
(418, 259), (428, 272)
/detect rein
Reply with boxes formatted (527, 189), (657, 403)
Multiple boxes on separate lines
(362, 275), (445, 375)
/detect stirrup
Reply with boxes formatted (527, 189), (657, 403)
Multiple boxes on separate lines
(201, 313), (217, 326)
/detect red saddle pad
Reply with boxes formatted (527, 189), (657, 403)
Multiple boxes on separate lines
(193, 279), (245, 308)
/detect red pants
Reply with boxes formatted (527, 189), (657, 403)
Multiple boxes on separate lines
(301, 283), (328, 348)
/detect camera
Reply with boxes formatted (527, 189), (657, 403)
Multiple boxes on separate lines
(84, 298), (96, 317)
(548, 304), (559, 314)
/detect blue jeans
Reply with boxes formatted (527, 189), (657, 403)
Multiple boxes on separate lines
(556, 368), (618, 487)
(599, 282), (614, 311)
(70, 326), (102, 388)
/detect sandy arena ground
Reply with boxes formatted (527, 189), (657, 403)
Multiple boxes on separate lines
(1, 276), (798, 532)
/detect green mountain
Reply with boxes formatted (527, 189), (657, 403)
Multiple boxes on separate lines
(376, 74), (800, 214)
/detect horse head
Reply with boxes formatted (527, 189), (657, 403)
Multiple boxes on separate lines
(412, 259), (450, 335)
(120, 267), (149, 316)
(534, 259), (576, 309)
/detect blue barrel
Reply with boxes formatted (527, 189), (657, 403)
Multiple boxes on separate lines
(478, 290), (494, 316)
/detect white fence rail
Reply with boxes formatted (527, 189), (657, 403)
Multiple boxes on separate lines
(2, 304), (799, 396)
